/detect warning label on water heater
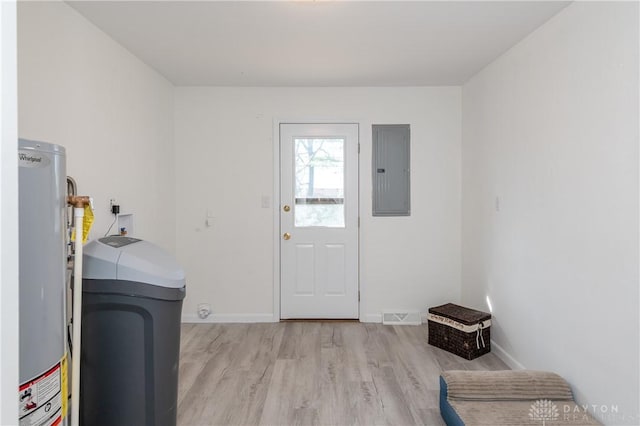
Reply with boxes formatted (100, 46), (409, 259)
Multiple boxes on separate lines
(18, 360), (63, 426)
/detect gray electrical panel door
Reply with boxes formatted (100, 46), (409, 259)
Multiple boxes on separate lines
(372, 124), (410, 216)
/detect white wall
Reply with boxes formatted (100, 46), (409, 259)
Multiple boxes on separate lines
(174, 87), (461, 322)
(18, 1), (176, 251)
(1, 1), (19, 423)
(461, 2), (639, 424)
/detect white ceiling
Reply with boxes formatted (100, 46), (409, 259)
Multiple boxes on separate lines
(67, 1), (570, 86)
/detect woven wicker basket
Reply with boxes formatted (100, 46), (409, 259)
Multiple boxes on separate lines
(428, 303), (491, 360)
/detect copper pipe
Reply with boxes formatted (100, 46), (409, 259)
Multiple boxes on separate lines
(67, 195), (91, 208)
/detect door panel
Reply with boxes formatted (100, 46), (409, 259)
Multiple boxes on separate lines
(325, 244), (346, 295)
(280, 123), (359, 319)
(294, 244), (315, 295)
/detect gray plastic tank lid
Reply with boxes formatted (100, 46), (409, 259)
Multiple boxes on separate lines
(82, 236), (185, 289)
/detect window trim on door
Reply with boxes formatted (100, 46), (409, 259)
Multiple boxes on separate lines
(272, 119), (362, 322)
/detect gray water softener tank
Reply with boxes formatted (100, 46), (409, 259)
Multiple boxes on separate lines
(80, 236), (185, 426)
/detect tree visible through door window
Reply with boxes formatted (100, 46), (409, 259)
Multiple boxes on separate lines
(294, 138), (345, 227)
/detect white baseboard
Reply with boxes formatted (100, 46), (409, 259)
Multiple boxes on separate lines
(182, 313), (276, 323)
(491, 340), (525, 370)
(185, 312), (428, 325)
(361, 313), (382, 323)
(361, 312), (429, 324)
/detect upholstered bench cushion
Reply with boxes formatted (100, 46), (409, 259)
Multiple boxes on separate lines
(440, 370), (601, 425)
(445, 399), (601, 425)
(441, 370), (573, 401)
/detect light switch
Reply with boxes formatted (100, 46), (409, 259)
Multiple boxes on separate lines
(261, 196), (271, 209)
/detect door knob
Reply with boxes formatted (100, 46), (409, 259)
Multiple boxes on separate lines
(283, 205), (291, 212)
(283, 232), (291, 240)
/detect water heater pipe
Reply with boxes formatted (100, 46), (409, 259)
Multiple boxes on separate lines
(68, 196), (90, 426)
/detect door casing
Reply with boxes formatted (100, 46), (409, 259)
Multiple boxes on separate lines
(272, 119), (362, 321)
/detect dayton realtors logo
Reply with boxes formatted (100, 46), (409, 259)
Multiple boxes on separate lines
(529, 400), (560, 425)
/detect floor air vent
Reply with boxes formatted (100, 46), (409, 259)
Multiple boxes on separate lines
(382, 310), (422, 325)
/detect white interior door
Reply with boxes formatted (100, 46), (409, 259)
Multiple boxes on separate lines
(280, 123), (359, 319)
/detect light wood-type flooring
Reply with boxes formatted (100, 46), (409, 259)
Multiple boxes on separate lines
(177, 322), (508, 426)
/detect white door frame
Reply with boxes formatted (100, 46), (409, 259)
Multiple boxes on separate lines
(1, 1), (20, 422)
(272, 119), (361, 322)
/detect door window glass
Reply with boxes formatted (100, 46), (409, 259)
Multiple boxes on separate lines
(294, 138), (345, 227)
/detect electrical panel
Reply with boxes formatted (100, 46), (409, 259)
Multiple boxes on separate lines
(372, 124), (410, 216)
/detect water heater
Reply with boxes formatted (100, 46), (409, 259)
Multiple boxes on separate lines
(18, 139), (68, 426)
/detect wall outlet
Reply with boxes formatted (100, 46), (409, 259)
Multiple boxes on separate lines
(197, 303), (211, 319)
